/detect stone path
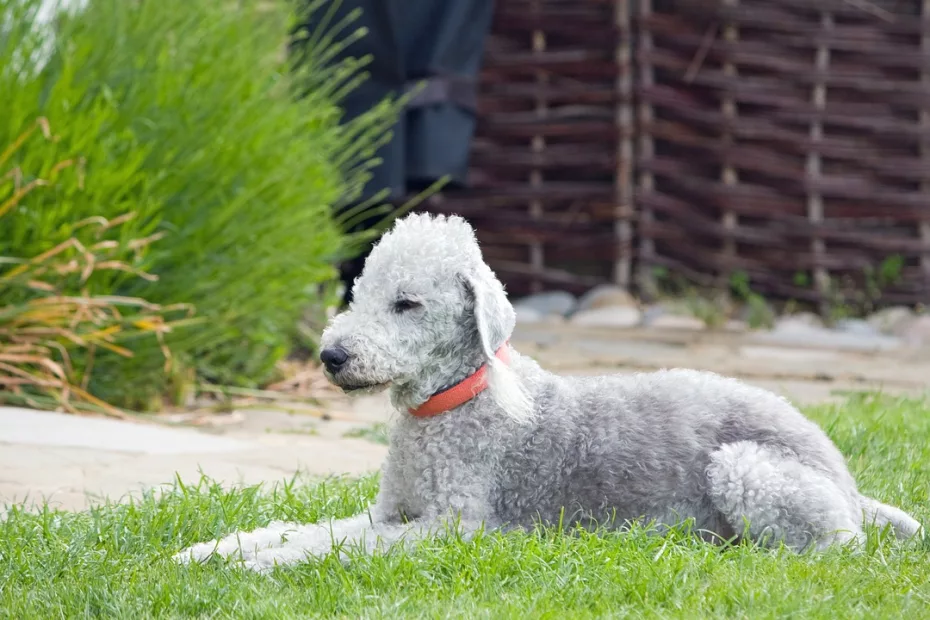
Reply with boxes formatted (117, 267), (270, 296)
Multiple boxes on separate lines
(512, 323), (930, 404)
(2, 323), (928, 512)
(0, 401), (390, 513)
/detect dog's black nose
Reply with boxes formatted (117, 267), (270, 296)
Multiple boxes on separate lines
(320, 346), (350, 373)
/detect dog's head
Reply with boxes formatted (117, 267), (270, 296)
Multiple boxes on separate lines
(320, 213), (531, 420)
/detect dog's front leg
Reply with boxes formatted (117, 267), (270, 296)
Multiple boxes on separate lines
(176, 455), (411, 566)
(240, 512), (489, 572)
(174, 504), (399, 566)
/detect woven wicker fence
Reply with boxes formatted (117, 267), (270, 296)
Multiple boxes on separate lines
(432, 0), (930, 306)
(432, 0), (633, 297)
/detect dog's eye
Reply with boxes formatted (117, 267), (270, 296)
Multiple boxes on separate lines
(393, 299), (422, 313)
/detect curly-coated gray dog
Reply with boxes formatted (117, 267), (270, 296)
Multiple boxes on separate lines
(177, 213), (920, 572)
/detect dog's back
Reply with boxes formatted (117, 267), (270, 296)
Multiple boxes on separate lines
(480, 356), (859, 532)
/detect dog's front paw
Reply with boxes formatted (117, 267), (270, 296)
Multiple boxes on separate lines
(241, 545), (319, 573)
(174, 540), (226, 565)
(240, 555), (277, 574)
(174, 521), (303, 566)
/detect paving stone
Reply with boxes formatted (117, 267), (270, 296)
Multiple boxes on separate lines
(775, 313), (824, 329)
(0, 407), (250, 455)
(724, 319), (749, 333)
(644, 313), (707, 331)
(753, 319), (902, 353)
(574, 338), (684, 360)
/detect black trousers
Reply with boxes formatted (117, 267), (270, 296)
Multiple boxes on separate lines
(293, 0), (494, 301)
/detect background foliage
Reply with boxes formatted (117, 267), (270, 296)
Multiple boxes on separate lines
(0, 0), (399, 409)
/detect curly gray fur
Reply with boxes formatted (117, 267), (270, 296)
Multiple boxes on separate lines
(177, 213), (921, 572)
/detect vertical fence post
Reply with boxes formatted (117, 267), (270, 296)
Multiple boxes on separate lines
(720, 0), (739, 287)
(921, 0), (930, 295)
(529, 0), (547, 293)
(807, 12), (833, 311)
(636, 0), (657, 296)
(615, 0), (633, 289)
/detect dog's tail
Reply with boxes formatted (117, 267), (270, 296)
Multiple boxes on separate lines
(859, 495), (922, 540)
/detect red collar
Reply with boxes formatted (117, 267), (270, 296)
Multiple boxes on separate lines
(408, 344), (510, 418)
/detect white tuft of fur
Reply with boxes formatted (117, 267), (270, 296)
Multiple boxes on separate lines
(467, 272), (535, 424)
(487, 355), (535, 424)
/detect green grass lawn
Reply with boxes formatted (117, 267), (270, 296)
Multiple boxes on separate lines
(2, 393), (929, 619)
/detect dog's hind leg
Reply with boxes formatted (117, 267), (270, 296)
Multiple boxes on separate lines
(705, 441), (863, 551)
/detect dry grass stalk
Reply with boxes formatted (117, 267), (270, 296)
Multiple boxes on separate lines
(1, 120), (194, 417)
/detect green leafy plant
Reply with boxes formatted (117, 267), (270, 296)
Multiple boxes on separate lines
(730, 271), (775, 329)
(821, 256), (906, 323)
(1, 0), (401, 408)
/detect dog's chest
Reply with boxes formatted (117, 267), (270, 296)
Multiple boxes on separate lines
(389, 412), (503, 516)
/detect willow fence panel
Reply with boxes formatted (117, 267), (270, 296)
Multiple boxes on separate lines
(432, 0), (634, 297)
(430, 0), (930, 306)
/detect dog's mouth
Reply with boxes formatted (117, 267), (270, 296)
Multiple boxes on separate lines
(320, 367), (392, 395)
(340, 381), (391, 394)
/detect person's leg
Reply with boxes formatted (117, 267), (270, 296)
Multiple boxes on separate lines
(294, 1), (496, 305)
(400, 0), (494, 190)
(291, 1), (406, 305)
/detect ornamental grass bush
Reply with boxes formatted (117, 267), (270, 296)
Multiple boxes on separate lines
(0, 0), (399, 409)
(0, 120), (196, 415)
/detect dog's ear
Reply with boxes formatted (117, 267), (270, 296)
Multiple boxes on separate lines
(460, 271), (534, 424)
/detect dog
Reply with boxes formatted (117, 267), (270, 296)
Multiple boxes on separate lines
(176, 213), (920, 572)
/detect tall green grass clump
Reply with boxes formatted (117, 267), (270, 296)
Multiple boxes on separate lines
(0, 120), (197, 415)
(0, 0), (399, 409)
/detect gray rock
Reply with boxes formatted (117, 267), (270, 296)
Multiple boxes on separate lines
(834, 318), (880, 337)
(867, 306), (915, 335)
(512, 290), (577, 318)
(641, 304), (667, 324)
(898, 315), (930, 348)
(570, 306), (642, 329)
(576, 285), (637, 313)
